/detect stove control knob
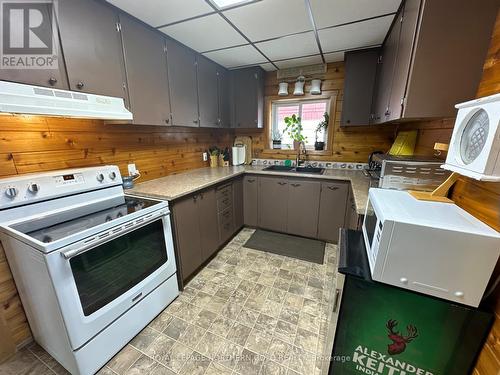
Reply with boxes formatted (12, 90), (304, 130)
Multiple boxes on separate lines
(109, 171), (117, 180)
(96, 173), (105, 182)
(5, 187), (18, 199)
(28, 183), (40, 194)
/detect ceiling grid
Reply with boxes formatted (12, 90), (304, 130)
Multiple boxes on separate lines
(107, 0), (401, 71)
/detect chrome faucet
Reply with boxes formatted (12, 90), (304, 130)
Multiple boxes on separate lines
(296, 141), (307, 167)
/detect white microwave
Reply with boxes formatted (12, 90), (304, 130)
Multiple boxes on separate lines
(362, 188), (500, 307)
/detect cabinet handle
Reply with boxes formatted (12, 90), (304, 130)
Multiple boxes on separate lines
(247, 179), (255, 183)
(328, 186), (339, 191)
(76, 81), (84, 90)
(291, 183), (300, 187)
(193, 120), (199, 124)
(193, 195), (198, 202)
(384, 107), (390, 117)
(165, 118), (169, 124)
(48, 77), (57, 86)
(199, 193), (204, 200)
(278, 182), (287, 186)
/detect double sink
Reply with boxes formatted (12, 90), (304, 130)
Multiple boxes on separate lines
(263, 165), (325, 174)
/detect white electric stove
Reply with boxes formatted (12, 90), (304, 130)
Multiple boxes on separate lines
(0, 166), (179, 375)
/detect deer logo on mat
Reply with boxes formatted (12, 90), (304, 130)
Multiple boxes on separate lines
(386, 319), (418, 355)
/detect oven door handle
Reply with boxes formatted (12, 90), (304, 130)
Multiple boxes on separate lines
(61, 209), (168, 260)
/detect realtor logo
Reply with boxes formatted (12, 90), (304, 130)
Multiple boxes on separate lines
(0, 0), (58, 69)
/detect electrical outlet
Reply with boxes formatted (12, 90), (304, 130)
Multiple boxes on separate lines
(203, 152), (208, 162)
(128, 163), (137, 176)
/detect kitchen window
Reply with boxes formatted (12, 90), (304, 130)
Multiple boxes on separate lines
(271, 99), (330, 150)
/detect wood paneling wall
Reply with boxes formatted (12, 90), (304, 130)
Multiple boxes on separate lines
(460, 10), (500, 375)
(235, 62), (455, 162)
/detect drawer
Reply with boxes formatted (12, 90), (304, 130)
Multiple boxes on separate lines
(217, 194), (232, 212)
(216, 184), (232, 200)
(219, 215), (234, 244)
(218, 206), (233, 226)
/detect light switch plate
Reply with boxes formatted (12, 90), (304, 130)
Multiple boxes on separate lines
(128, 163), (138, 176)
(203, 152), (208, 161)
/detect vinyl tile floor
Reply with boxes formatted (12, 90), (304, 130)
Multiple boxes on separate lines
(0, 228), (338, 375)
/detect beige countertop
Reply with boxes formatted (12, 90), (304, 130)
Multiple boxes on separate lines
(129, 166), (371, 214)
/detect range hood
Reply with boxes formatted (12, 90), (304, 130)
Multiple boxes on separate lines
(0, 81), (133, 120)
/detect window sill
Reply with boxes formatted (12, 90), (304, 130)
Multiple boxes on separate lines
(261, 148), (333, 157)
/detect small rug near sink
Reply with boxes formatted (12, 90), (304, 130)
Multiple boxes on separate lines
(244, 230), (325, 264)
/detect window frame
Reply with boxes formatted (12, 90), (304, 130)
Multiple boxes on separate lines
(270, 98), (331, 151)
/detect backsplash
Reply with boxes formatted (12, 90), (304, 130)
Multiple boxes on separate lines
(250, 158), (367, 170)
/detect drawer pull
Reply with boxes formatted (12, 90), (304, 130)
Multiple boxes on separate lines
(278, 182), (287, 186)
(328, 186), (339, 191)
(291, 183), (301, 187)
(247, 179), (255, 183)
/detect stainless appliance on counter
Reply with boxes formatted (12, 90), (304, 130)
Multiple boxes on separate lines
(364, 154), (451, 191)
(0, 166), (178, 375)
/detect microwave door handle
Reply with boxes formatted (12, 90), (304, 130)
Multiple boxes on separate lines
(61, 209), (167, 260)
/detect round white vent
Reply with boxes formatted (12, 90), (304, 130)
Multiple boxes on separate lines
(459, 108), (489, 165)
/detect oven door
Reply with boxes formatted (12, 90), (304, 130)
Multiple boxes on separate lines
(45, 211), (177, 350)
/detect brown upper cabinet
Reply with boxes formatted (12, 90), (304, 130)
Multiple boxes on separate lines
(231, 67), (264, 128)
(372, 0), (498, 124)
(197, 56), (219, 128)
(120, 14), (171, 126)
(57, 0), (127, 99)
(217, 68), (232, 128)
(0, 1), (69, 90)
(341, 48), (380, 126)
(166, 39), (199, 127)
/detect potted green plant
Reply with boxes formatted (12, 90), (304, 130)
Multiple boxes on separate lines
(272, 128), (283, 149)
(314, 112), (329, 151)
(284, 114), (306, 150)
(208, 146), (220, 168)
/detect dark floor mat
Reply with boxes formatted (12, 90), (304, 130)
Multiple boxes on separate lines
(244, 230), (325, 264)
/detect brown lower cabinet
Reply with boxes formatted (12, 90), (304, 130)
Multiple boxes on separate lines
(233, 177), (244, 230)
(173, 175), (350, 282)
(287, 179), (321, 238)
(318, 182), (349, 242)
(172, 181), (242, 282)
(243, 176), (258, 226)
(258, 177), (288, 232)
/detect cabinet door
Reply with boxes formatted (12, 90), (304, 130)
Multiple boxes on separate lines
(318, 182), (349, 242)
(197, 56), (219, 128)
(198, 189), (219, 261)
(166, 39), (199, 127)
(120, 15), (171, 126)
(0, 1), (69, 90)
(341, 48), (380, 126)
(173, 195), (202, 280)
(372, 14), (401, 124)
(287, 180), (321, 238)
(258, 177), (288, 232)
(386, 0), (420, 122)
(232, 67), (264, 128)
(243, 176), (258, 226)
(57, 0), (127, 98)
(218, 68), (231, 128)
(233, 177), (244, 231)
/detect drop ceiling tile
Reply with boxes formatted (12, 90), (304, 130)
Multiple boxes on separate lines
(106, 0), (213, 27)
(319, 15), (393, 53)
(223, 0), (312, 42)
(256, 32), (319, 61)
(324, 51), (345, 62)
(274, 55), (323, 69)
(160, 14), (247, 52)
(310, 0), (401, 29)
(203, 45), (266, 68)
(260, 63), (277, 71)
